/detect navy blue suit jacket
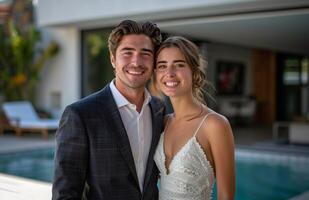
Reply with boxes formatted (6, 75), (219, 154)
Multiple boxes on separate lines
(52, 85), (165, 200)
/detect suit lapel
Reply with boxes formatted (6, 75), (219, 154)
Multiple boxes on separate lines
(143, 98), (164, 192)
(98, 86), (139, 188)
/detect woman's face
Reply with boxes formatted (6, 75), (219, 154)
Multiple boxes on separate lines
(155, 47), (193, 98)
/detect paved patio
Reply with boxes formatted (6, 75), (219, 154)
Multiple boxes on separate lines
(233, 125), (309, 155)
(0, 134), (55, 154)
(0, 173), (51, 200)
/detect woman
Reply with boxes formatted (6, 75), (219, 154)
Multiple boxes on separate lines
(153, 36), (235, 200)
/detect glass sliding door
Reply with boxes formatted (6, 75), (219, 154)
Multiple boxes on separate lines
(81, 28), (114, 97)
(277, 54), (309, 121)
(301, 58), (309, 119)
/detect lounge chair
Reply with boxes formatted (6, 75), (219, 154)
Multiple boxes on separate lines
(1, 101), (59, 138)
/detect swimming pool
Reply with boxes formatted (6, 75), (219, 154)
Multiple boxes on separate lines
(0, 147), (308, 200)
(0, 148), (53, 182)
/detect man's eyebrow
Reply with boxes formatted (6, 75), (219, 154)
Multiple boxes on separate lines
(120, 47), (134, 51)
(141, 48), (153, 54)
(156, 60), (167, 64)
(120, 47), (153, 54)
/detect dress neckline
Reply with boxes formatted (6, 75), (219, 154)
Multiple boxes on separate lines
(162, 112), (213, 175)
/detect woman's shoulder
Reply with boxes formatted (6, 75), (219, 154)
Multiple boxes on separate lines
(205, 110), (229, 126)
(201, 110), (232, 137)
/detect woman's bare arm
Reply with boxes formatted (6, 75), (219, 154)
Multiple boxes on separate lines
(204, 114), (235, 200)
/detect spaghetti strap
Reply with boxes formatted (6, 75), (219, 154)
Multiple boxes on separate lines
(193, 112), (214, 137)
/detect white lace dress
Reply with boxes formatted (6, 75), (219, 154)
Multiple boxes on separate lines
(154, 113), (215, 200)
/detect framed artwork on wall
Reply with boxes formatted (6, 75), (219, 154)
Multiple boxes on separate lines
(215, 60), (245, 95)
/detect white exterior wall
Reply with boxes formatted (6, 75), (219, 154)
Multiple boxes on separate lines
(36, 28), (80, 117)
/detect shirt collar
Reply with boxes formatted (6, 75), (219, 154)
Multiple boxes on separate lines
(110, 79), (152, 109)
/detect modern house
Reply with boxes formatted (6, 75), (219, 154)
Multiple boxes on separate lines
(36, 0), (309, 129)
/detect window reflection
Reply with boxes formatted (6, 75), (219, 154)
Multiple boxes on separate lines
(82, 29), (114, 97)
(301, 58), (308, 84)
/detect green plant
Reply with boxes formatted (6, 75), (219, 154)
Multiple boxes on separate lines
(0, 19), (59, 102)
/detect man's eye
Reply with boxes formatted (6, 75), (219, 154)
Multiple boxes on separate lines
(142, 52), (151, 57)
(157, 65), (166, 69)
(123, 52), (132, 56)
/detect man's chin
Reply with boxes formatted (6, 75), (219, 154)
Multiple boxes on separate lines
(129, 83), (147, 89)
(121, 79), (146, 89)
(128, 78), (150, 87)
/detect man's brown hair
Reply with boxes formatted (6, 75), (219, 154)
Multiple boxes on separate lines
(108, 20), (162, 57)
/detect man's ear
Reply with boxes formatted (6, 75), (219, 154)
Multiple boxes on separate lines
(110, 53), (115, 68)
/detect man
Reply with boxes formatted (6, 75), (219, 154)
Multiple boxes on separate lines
(52, 20), (165, 200)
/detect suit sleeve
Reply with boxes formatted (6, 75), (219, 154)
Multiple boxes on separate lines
(52, 105), (89, 200)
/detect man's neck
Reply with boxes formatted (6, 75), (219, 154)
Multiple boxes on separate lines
(114, 80), (145, 113)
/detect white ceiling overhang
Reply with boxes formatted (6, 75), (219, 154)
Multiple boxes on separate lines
(37, 0), (309, 55)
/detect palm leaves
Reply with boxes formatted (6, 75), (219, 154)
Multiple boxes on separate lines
(0, 19), (59, 102)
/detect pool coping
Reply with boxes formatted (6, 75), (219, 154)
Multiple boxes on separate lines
(237, 144), (309, 157)
(0, 173), (51, 200)
(0, 135), (55, 155)
(289, 191), (309, 200)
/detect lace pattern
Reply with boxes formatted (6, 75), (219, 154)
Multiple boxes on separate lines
(154, 133), (214, 200)
(154, 113), (215, 200)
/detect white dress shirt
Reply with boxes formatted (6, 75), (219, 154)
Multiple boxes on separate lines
(110, 81), (152, 191)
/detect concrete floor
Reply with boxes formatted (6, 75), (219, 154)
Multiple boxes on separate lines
(0, 173), (51, 200)
(1, 125), (308, 154)
(0, 133), (55, 154)
(233, 125), (273, 145)
(233, 125), (309, 155)
(0, 126), (282, 154)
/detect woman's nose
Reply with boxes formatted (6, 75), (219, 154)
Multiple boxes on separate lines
(166, 66), (176, 76)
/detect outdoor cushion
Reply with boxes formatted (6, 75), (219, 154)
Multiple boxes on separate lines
(2, 101), (59, 129)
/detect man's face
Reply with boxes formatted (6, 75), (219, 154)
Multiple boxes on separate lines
(111, 34), (154, 93)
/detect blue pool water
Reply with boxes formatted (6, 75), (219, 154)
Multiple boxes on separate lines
(0, 148), (309, 200)
(0, 148), (54, 182)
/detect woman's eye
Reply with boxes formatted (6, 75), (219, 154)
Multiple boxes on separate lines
(176, 63), (185, 68)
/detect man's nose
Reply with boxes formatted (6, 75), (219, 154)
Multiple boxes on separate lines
(131, 55), (143, 67)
